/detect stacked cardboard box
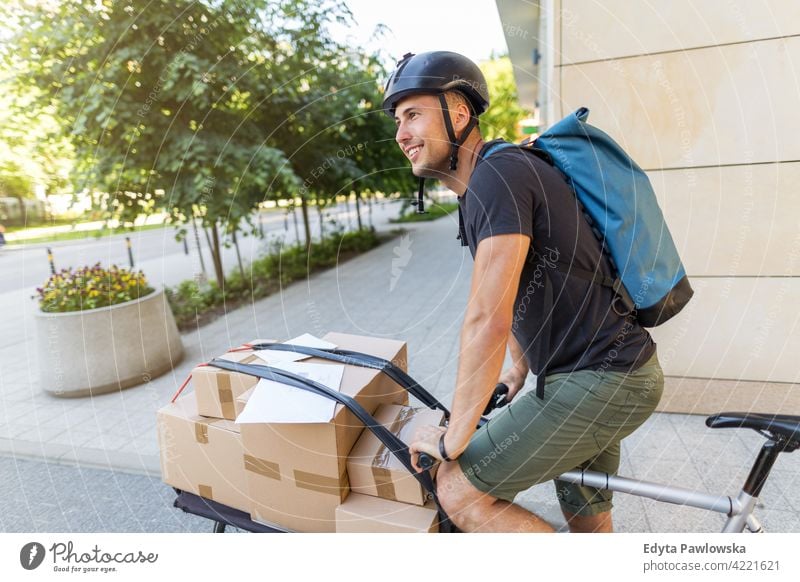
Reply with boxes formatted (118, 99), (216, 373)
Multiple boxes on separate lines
(157, 332), (413, 532)
(157, 395), (251, 513)
(334, 403), (445, 533)
(336, 494), (440, 533)
(241, 332), (409, 532)
(347, 403), (444, 505)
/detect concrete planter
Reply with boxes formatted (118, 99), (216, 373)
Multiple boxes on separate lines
(34, 288), (184, 397)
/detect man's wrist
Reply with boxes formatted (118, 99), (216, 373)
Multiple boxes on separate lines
(513, 363), (530, 378)
(441, 429), (469, 461)
(438, 433), (455, 462)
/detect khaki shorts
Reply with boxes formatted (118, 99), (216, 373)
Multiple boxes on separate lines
(458, 353), (664, 516)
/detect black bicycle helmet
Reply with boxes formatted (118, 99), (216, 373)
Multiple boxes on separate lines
(383, 51), (490, 213)
(382, 51), (490, 117)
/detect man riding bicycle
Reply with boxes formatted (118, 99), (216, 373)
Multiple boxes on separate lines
(385, 51), (664, 533)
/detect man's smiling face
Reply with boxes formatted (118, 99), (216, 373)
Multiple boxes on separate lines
(394, 94), (451, 178)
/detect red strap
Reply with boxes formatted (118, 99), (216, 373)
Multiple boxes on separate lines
(169, 342), (254, 403)
(227, 343), (253, 353)
(170, 363), (208, 403)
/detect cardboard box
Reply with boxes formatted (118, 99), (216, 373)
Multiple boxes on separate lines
(193, 338), (277, 420)
(242, 332), (409, 532)
(157, 395), (251, 514)
(348, 404), (444, 506)
(336, 493), (439, 533)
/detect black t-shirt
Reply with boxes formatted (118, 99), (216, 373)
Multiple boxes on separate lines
(458, 140), (656, 376)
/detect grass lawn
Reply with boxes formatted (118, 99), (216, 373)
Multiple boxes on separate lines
(390, 201), (458, 223)
(7, 222), (172, 245)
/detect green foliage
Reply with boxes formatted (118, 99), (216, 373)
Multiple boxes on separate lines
(36, 264), (153, 312)
(0, 82), (74, 199)
(166, 227), (382, 329)
(1, 0), (410, 273)
(479, 56), (530, 142)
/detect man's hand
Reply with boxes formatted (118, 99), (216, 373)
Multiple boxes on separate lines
(497, 366), (528, 403)
(409, 424), (448, 472)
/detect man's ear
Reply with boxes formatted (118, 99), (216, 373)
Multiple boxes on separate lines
(452, 102), (473, 133)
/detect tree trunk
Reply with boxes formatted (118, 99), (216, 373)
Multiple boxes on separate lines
(292, 202), (300, 245)
(232, 228), (245, 279)
(209, 222), (225, 286)
(343, 195), (351, 229)
(354, 192), (363, 230)
(317, 203), (325, 240)
(300, 197), (312, 249)
(191, 217), (207, 278)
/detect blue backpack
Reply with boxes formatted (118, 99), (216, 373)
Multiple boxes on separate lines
(484, 107), (693, 328)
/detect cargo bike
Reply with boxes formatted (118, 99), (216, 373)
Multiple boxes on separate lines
(171, 343), (800, 533)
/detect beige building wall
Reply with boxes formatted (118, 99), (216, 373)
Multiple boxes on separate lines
(500, 0), (800, 412)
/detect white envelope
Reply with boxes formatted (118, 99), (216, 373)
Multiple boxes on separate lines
(235, 361), (345, 424)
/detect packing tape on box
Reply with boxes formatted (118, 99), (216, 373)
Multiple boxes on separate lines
(194, 421), (210, 444)
(243, 455), (348, 499)
(217, 374), (235, 419)
(371, 407), (415, 501)
(215, 353), (262, 419)
(294, 469), (349, 499)
(198, 484), (213, 500)
(244, 454), (281, 481)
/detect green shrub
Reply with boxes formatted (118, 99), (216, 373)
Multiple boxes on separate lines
(166, 228), (383, 330)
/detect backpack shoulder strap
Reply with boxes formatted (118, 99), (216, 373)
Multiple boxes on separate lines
(482, 141), (553, 165)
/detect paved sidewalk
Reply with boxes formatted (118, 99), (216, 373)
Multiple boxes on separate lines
(1, 214), (798, 532)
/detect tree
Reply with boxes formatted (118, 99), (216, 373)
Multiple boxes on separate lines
(0, 80), (74, 206)
(3, 0), (407, 277)
(266, 51), (414, 245)
(0, 1), (330, 281)
(479, 55), (530, 142)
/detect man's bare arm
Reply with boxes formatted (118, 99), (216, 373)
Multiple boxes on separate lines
(443, 233), (530, 458)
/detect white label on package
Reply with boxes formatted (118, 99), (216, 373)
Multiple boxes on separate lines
(235, 361), (345, 424)
(251, 333), (338, 365)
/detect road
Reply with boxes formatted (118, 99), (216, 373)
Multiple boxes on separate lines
(0, 199), (404, 294)
(1, 456), (214, 533)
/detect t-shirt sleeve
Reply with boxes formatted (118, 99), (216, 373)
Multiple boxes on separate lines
(465, 152), (536, 248)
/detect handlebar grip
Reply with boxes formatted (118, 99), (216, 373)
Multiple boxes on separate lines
(483, 383), (510, 415)
(418, 453), (436, 471)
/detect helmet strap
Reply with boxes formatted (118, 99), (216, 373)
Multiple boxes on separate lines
(413, 177), (426, 214)
(438, 93), (478, 171)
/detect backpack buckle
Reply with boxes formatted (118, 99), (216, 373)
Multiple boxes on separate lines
(611, 295), (633, 317)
